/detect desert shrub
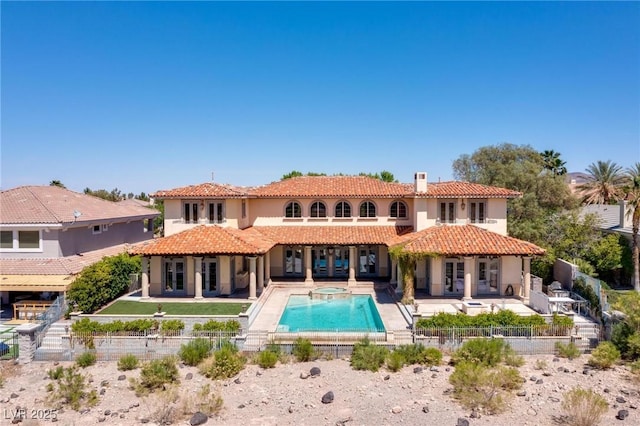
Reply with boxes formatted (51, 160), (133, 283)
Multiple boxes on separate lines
(199, 343), (246, 379)
(449, 361), (522, 414)
(117, 354), (139, 371)
(179, 383), (224, 417)
(135, 356), (179, 395)
(562, 387), (608, 426)
(588, 341), (620, 370)
(179, 338), (212, 366)
(256, 350), (279, 369)
(394, 344), (424, 365)
(48, 365), (65, 380)
(350, 337), (388, 372)
(292, 338), (315, 362)
(504, 350), (525, 367)
(626, 333), (640, 360)
(71, 317), (155, 333)
(555, 342), (581, 360)
(451, 338), (510, 367)
(193, 319), (241, 333)
(48, 366), (98, 411)
(420, 347), (443, 366)
(76, 351), (97, 368)
(415, 310), (548, 329)
(160, 319), (185, 333)
(386, 351), (405, 372)
(611, 322), (635, 358)
(534, 359), (548, 370)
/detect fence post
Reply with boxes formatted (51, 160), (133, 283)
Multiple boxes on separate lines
(16, 323), (40, 364)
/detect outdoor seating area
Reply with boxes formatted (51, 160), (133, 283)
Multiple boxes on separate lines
(11, 300), (53, 322)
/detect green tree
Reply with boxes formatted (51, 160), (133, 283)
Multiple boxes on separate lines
(83, 187), (124, 202)
(49, 180), (66, 188)
(359, 170), (398, 182)
(540, 150), (567, 176)
(578, 160), (625, 205)
(622, 163), (640, 291)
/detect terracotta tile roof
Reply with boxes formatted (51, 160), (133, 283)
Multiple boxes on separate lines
(421, 181), (521, 198)
(0, 244), (132, 275)
(152, 183), (248, 199)
(394, 225), (545, 256)
(130, 225), (276, 256)
(252, 226), (414, 246)
(249, 176), (411, 198)
(0, 186), (159, 225)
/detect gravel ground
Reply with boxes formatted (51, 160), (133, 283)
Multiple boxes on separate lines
(1, 354), (639, 426)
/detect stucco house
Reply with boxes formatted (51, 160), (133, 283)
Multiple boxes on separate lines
(132, 173), (544, 303)
(0, 186), (160, 308)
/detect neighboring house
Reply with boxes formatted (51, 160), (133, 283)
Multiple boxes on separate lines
(0, 186), (160, 306)
(132, 173), (544, 302)
(581, 200), (634, 245)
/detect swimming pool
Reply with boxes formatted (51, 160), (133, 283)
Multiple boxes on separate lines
(277, 294), (385, 332)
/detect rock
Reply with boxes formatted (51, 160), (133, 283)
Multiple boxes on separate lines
(238, 404), (245, 409)
(445, 367), (451, 372)
(98, 417), (106, 422)
(391, 406), (402, 414)
(517, 390), (527, 397)
(322, 391), (334, 404)
(442, 388), (453, 395)
(104, 410), (111, 416)
(543, 372), (552, 377)
(131, 402), (139, 408)
(617, 396), (627, 403)
(527, 407), (538, 416)
(190, 411), (208, 425)
(288, 406), (294, 413)
(100, 380), (109, 387)
(10, 393), (19, 399)
(413, 366), (423, 374)
(117, 375), (126, 381)
(310, 367), (321, 376)
(552, 357), (560, 362)
(457, 418), (470, 426)
(470, 408), (481, 418)
(431, 374), (438, 379)
(234, 378), (241, 384)
(99, 388), (106, 395)
(617, 409), (629, 420)
(185, 373), (193, 380)
(557, 367), (565, 372)
(621, 389), (631, 395)
(630, 404), (637, 410)
(384, 375), (390, 381)
(422, 405), (430, 413)
(300, 372), (310, 379)
(605, 388), (612, 393)
(430, 366), (439, 372)
(536, 379), (544, 384)
(140, 419), (150, 424)
(530, 376), (538, 381)
(256, 371), (262, 376)
(80, 408), (90, 414)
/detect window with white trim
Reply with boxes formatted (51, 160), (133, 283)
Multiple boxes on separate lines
(390, 201), (407, 218)
(92, 225), (102, 235)
(469, 200), (487, 224)
(285, 201), (302, 218)
(310, 201), (327, 218)
(0, 229), (42, 251)
(334, 201), (351, 218)
(359, 201), (376, 218)
(183, 202), (199, 224)
(207, 201), (225, 224)
(0, 231), (12, 249)
(439, 202), (455, 223)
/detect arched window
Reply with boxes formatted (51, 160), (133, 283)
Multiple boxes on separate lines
(285, 201), (302, 218)
(359, 201), (376, 218)
(390, 201), (407, 218)
(310, 201), (327, 218)
(334, 201), (352, 218)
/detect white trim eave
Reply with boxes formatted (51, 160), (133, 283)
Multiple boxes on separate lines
(0, 223), (63, 229)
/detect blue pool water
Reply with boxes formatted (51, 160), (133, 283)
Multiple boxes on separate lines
(277, 295), (385, 332)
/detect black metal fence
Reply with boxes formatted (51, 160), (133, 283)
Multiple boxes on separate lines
(0, 329), (18, 360)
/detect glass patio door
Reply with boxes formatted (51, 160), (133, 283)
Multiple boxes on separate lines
(284, 246), (303, 276)
(202, 258), (219, 296)
(333, 247), (349, 277)
(163, 258), (186, 295)
(358, 246), (377, 276)
(444, 260), (464, 296)
(312, 247), (328, 277)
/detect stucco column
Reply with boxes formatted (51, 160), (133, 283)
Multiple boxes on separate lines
(304, 246), (313, 285)
(390, 258), (398, 286)
(396, 262), (403, 296)
(141, 257), (150, 299)
(257, 255), (264, 293)
(463, 256), (473, 300)
(328, 250), (334, 278)
(265, 251), (272, 285)
(348, 246), (357, 286)
(194, 257), (203, 299)
(248, 256), (257, 299)
(523, 256), (532, 304)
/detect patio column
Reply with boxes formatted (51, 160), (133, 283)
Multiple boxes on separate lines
(257, 255), (264, 293)
(141, 257), (150, 299)
(328, 249), (334, 278)
(304, 246), (313, 285)
(194, 257), (203, 299)
(523, 256), (532, 304)
(390, 257), (398, 286)
(348, 246), (357, 286)
(248, 256), (257, 299)
(463, 256), (473, 300)
(265, 251), (272, 285)
(396, 262), (403, 296)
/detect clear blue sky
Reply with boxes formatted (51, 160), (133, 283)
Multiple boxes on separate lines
(2, 2), (639, 195)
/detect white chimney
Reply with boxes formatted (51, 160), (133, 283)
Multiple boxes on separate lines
(414, 172), (427, 193)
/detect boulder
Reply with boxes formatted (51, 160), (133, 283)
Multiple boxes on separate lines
(190, 411), (208, 425)
(322, 391), (334, 404)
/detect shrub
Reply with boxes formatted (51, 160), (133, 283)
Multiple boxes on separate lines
(611, 322), (635, 358)
(179, 338), (212, 366)
(452, 338), (511, 367)
(386, 351), (405, 372)
(588, 341), (620, 370)
(420, 347), (443, 366)
(292, 338), (315, 362)
(76, 351), (97, 368)
(504, 349), (525, 368)
(562, 387), (608, 426)
(117, 354), (139, 371)
(555, 342), (581, 360)
(415, 310), (548, 329)
(257, 350), (279, 369)
(449, 361), (522, 414)
(48, 366), (65, 380)
(394, 344), (424, 365)
(534, 359), (548, 371)
(48, 366), (98, 411)
(350, 337), (388, 372)
(135, 357), (179, 394)
(160, 319), (185, 333)
(179, 383), (224, 417)
(193, 319), (241, 333)
(199, 343), (246, 379)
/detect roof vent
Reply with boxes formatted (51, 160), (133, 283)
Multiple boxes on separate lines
(414, 172), (427, 193)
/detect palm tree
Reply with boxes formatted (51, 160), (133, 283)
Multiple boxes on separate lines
(541, 150), (567, 176)
(623, 163), (640, 291)
(578, 160), (625, 205)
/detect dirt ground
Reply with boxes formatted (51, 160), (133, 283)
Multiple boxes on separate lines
(1, 353), (638, 426)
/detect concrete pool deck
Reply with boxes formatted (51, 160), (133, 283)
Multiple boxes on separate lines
(249, 284), (411, 332)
